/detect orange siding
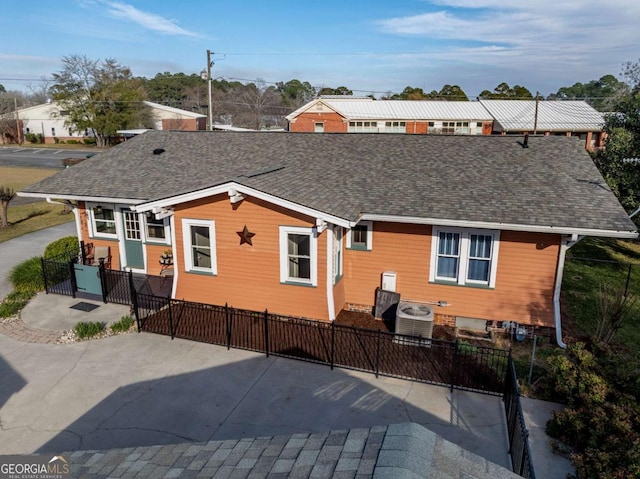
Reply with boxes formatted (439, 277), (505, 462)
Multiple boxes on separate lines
(146, 243), (172, 276)
(344, 223), (559, 327)
(289, 112), (347, 133)
(333, 277), (346, 319)
(174, 195), (328, 320)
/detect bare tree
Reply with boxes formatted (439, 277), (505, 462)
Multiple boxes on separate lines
(0, 186), (15, 228)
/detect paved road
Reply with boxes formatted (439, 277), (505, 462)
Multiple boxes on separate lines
(0, 146), (98, 169)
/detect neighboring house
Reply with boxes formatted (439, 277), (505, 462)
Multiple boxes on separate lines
(286, 97), (494, 135)
(287, 97), (605, 151)
(479, 99), (606, 151)
(5, 101), (205, 144)
(19, 131), (636, 343)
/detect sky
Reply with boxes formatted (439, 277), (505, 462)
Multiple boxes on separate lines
(1, 0), (639, 98)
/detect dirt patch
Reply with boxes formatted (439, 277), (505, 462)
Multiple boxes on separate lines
(335, 309), (391, 332)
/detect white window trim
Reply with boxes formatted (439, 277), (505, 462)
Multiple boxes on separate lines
(87, 202), (117, 239)
(144, 213), (170, 245)
(182, 218), (217, 275)
(346, 221), (372, 251)
(333, 226), (343, 284)
(279, 226), (318, 286)
(429, 226), (500, 288)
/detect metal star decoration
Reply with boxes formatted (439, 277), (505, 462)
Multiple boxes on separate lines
(237, 225), (255, 246)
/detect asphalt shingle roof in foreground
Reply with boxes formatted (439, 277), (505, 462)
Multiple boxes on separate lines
(21, 130), (636, 235)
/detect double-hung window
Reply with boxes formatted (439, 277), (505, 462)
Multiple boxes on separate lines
(430, 227), (499, 287)
(90, 204), (117, 238)
(279, 226), (317, 286)
(346, 221), (372, 251)
(182, 219), (217, 275)
(332, 226), (343, 284)
(145, 213), (168, 243)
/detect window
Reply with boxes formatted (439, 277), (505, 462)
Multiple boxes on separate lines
(346, 221), (372, 251)
(145, 213), (168, 243)
(384, 121), (406, 133)
(430, 227), (499, 287)
(333, 226), (343, 284)
(279, 226), (317, 286)
(91, 205), (116, 238)
(442, 122), (455, 134)
(314, 122), (324, 133)
(182, 219), (217, 275)
(51, 127), (56, 136)
(348, 121), (378, 133)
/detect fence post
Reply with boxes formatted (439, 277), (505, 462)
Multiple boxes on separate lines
(226, 303), (231, 350)
(375, 329), (381, 378)
(330, 322), (335, 370)
(68, 260), (77, 298)
(41, 257), (49, 294)
(167, 297), (174, 340)
(98, 261), (107, 303)
(128, 271), (141, 333)
(80, 240), (87, 265)
(264, 309), (269, 357)
(450, 339), (459, 392)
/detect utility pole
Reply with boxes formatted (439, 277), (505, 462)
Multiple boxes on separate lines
(533, 91), (539, 135)
(207, 50), (213, 131)
(14, 97), (22, 145)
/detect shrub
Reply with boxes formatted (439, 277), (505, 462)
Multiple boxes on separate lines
(9, 257), (44, 293)
(24, 133), (43, 144)
(74, 321), (105, 339)
(66, 139), (80, 144)
(83, 137), (96, 145)
(0, 290), (35, 318)
(110, 315), (135, 333)
(44, 236), (78, 259)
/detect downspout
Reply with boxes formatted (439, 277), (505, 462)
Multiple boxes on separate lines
(169, 215), (178, 299)
(325, 225), (336, 321)
(553, 234), (581, 348)
(46, 198), (81, 240)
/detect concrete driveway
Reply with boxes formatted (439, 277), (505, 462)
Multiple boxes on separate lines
(0, 331), (513, 469)
(0, 222), (76, 300)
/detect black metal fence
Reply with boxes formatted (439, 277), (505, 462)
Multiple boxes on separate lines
(41, 249), (78, 297)
(504, 358), (536, 478)
(134, 292), (510, 396)
(41, 245), (167, 305)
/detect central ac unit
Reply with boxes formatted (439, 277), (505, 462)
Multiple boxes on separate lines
(395, 301), (434, 346)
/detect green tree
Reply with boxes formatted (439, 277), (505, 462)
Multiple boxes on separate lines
(50, 54), (152, 147)
(318, 85), (353, 96)
(592, 59), (640, 219)
(276, 79), (316, 107)
(436, 84), (468, 101)
(549, 74), (628, 111)
(143, 72), (204, 106)
(0, 84), (5, 93)
(479, 82), (533, 99)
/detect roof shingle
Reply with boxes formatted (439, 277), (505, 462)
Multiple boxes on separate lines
(21, 130), (636, 235)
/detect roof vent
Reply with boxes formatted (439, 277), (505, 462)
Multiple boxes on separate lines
(153, 148), (165, 155)
(522, 133), (529, 148)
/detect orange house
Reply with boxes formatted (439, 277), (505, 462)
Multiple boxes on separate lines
(19, 131), (636, 345)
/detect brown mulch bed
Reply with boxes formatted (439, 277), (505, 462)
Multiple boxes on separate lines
(334, 310), (391, 332)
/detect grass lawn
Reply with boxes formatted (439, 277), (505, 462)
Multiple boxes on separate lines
(562, 237), (640, 354)
(0, 166), (73, 243)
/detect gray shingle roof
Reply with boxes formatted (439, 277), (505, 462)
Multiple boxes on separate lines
(21, 130), (636, 235)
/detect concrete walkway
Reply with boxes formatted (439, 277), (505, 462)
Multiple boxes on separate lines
(0, 222), (75, 299)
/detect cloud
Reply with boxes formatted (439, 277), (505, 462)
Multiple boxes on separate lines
(376, 0), (640, 89)
(102, 1), (200, 37)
